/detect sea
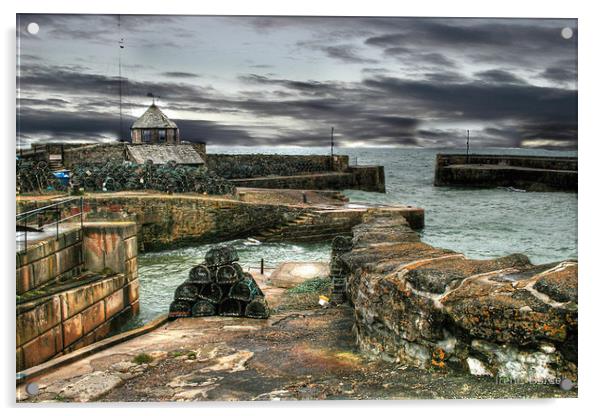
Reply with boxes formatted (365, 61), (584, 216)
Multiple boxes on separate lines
(122, 146), (577, 330)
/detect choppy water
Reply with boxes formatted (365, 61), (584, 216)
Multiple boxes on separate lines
(128, 146), (577, 330)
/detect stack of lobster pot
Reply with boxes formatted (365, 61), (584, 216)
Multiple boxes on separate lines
(329, 235), (353, 304)
(168, 245), (269, 319)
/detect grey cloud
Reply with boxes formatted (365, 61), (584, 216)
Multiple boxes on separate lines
(161, 71), (200, 78)
(321, 45), (378, 64)
(475, 69), (526, 84)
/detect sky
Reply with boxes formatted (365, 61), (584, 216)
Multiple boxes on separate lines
(16, 15), (577, 149)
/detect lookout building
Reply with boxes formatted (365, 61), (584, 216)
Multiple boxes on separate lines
(130, 103), (180, 145)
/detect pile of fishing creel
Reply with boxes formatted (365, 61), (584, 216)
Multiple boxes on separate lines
(17, 159), (67, 194)
(70, 160), (235, 195)
(329, 235), (353, 304)
(168, 245), (269, 320)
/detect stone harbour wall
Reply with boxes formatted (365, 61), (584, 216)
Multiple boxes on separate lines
(436, 154), (578, 172)
(434, 154), (577, 191)
(83, 195), (307, 251)
(229, 167), (385, 193)
(63, 143), (129, 168)
(341, 210), (577, 382)
(16, 222), (139, 372)
(229, 172), (356, 191)
(205, 154), (350, 179)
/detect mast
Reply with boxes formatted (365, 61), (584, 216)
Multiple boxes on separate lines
(466, 129), (470, 163)
(330, 127), (335, 169)
(118, 15), (124, 141)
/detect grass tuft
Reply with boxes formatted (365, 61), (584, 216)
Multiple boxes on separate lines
(132, 353), (153, 365)
(286, 277), (331, 294)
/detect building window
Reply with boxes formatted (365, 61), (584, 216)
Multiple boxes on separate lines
(142, 130), (152, 143)
(158, 129), (166, 143)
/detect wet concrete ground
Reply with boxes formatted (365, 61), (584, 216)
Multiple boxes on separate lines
(17, 270), (576, 402)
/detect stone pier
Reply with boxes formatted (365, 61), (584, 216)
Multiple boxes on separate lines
(434, 154), (577, 191)
(340, 209), (577, 382)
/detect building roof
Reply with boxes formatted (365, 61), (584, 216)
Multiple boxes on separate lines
(131, 104), (178, 129)
(126, 145), (205, 165)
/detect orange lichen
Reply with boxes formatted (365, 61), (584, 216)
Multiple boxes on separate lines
(431, 348), (446, 368)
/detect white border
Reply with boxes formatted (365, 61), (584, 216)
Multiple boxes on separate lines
(2, 0), (600, 414)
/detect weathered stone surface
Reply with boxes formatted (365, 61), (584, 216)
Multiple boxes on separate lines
(343, 210), (578, 382)
(16, 297), (62, 346)
(21, 325), (63, 369)
(81, 301), (106, 334)
(533, 262), (578, 303)
(270, 262), (329, 288)
(83, 222), (137, 274)
(105, 289), (125, 319)
(62, 314), (83, 347)
(59, 371), (124, 402)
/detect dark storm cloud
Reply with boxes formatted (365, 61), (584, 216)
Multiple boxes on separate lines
(363, 76), (576, 122)
(423, 71), (467, 83)
(161, 71), (200, 79)
(19, 64), (217, 106)
(540, 66), (577, 83)
(365, 19), (577, 68)
(238, 74), (337, 96)
(18, 60), (577, 148)
(382, 47), (457, 67)
(475, 69), (526, 84)
(17, 16), (577, 149)
(17, 107), (126, 141)
(321, 45), (378, 64)
(17, 106), (255, 146)
(365, 20), (576, 50)
(295, 40), (378, 65)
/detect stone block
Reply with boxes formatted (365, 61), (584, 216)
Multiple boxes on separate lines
(16, 265), (33, 295)
(62, 313), (83, 347)
(31, 255), (53, 288)
(124, 236), (138, 260)
(91, 319), (113, 343)
(21, 325), (63, 370)
(16, 347), (24, 372)
(105, 289), (125, 319)
(81, 301), (106, 334)
(83, 222), (137, 274)
(61, 285), (95, 320)
(125, 257), (138, 279)
(89, 274), (127, 304)
(125, 279), (140, 304)
(16, 297), (61, 347)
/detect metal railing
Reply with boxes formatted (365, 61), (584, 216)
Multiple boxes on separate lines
(16, 197), (84, 251)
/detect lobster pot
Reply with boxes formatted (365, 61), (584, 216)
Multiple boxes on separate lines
(169, 300), (192, 319)
(245, 297), (270, 319)
(216, 264), (241, 284)
(330, 292), (346, 304)
(205, 246), (240, 267)
(192, 300), (216, 317)
(331, 235), (353, 254)
(174, 282), (199, 302)
(329, 255), (349, 278)
(198, 283), (223, 304)
(229, 277), (261, 302)
(219, 298), (244, 317)
(332, 276), (346, 292)
(189, 264), (213, 283)
(232, 263), (244, 279)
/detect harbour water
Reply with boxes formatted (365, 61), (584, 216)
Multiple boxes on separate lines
(128, 146), (577, 329)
